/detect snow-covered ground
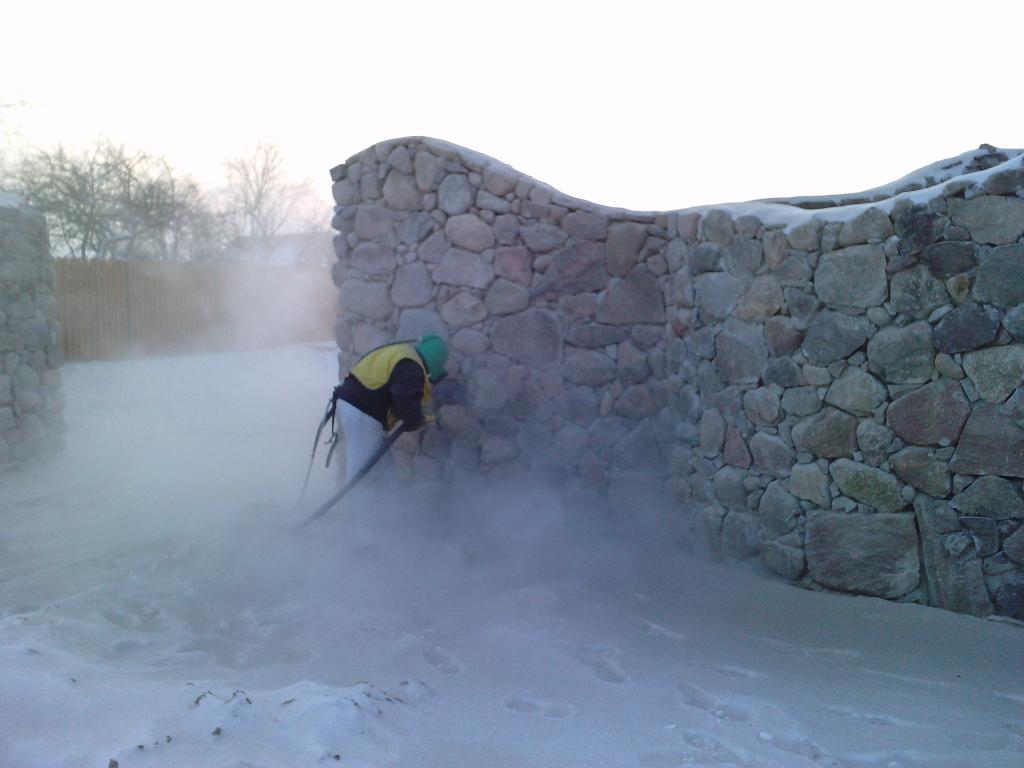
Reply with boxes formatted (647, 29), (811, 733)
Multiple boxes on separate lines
(1, 345), (1022, 768)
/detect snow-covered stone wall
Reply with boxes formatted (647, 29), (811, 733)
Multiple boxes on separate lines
(329, 138), (1024, 620)
(0, 195), (63, 465)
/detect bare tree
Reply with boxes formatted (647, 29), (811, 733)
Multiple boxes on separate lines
(12, 140), (228, 260)
(222, 142), (320, 239)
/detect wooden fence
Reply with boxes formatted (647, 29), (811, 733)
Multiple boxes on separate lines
(55, 260), (337, 361)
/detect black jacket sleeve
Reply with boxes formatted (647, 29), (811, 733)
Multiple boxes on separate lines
(388, 359), (426, 430)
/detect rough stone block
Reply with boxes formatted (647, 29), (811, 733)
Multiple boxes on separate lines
(806, 510), (920, 598)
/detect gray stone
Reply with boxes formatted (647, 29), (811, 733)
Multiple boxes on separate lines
(985, 168), (1024, 195)
(735, 275), (783, 320)
(353, 204), (395, 240)
(0, 333), (24, 354)
(477, 190), (511, 213)
(493, 215), (519, 246)
(950, 475), (1024, 520)
(886, 380), (970, 446)
(994, 574), (1024, 620)
(606, 222), (646, 277)
(418, 230), (449, 263)
(494, 246), (532, 286)
(921, 241), (977, 278)
(596, 266), (665, 325)
(764, 358), (806, 388)
(438, 404), (481, 440)
(786, 220), (822, 251)
(444, 213), (494, 252)
(762, 542), (806, 581)
(814, 245), (887, 307)
(715, 319), (767, 385)
(723, 427), (751, 469)
(703, 210), (735, 245)
(557, 386), (600, 425)
(973, 244), (1024, 308)
(948, 196), (1024, 245)
(434, 249), (493, 290)
(960, 516), (999, 558)
(382, 170), (422, 210)
(764, 317), (804, 357)
(562, 210), (608, 241)
(1003, 305), (1024, 341)
(397, 212), (435, 244)
(484, 279), (530, 316)
(414, 151), (443, 191)
(613, 383), (667, 420)
(721, 513), (761, 560)
(951, 403), (1024, 477)
(565, 323), (630, 348)
(397, 308), (446, 341)
(339, 280), (392, 320)
(825, 368), (886, 416)
(866, 322), (934, 383)
(915, 496), (994, 617)
(694, 272), (745, 322)
(838, 208), (893, 247)
(564, 350), (616, 387)
(790, 462), (831, 507)
(551, 424), (589, 467)
(932, 302), (1001, 353)
(481, 435), (519, 464)
(700, 408), (726, 458)
(742, 387), (781, 426)
(749, 432), (794, 477)
(890, 447), (951, 497)
(617, 342), (650, 385)
(440, 292), (487, 328)
(724, 239), (763, 277)
(690, 242), (722, 273)
(451, 328), (489, 356)
(806, 511), (920, 598)
(483, 165), (517, 196)
(351, 242), (397, 276)
(390, 262), (434, 307)
(1004, 526), (1024, 565)
(437, 174), (473, 215)
(890, 265), (949, 319)
(534, 241), (608, 296)
(715, 466), (749, 510)
(520, 223), (568, 253)
(792, 408), (858, 459)
(934, 353), (964, 380)
(802, 311), (873, 364)
(962, 345), (1024, 403)
(830, 459), (906, 512)
(893, 205), (941, 256)
(613, 421), (662, 470)
(491, 309), (562, 367)
(473, 370), (510, 411)
(759, 480), (801, 538)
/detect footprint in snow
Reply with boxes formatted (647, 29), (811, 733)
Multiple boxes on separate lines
(504, 696), (574, 718)
(422, 646), (462, 674)
(677, 682), (751, 723)
(769, 734), (847, 768)
(638, 751), (688, 767)
(576, 644), (628, 683)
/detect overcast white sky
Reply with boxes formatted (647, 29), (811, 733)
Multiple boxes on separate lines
(2, 0), (1021, 211)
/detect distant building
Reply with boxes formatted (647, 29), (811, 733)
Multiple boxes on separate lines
(222, 232), (333, 267)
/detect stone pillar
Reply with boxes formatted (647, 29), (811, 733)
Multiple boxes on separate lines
(0, 194), (64, 465)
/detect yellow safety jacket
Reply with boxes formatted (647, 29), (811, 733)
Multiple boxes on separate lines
(340, 343), (432, 429)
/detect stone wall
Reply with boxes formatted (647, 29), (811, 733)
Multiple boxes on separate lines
(329, 138), (1024, 619)
(0, 194), (63, 466)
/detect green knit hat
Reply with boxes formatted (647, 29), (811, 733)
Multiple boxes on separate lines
(416, 333), (448, 384)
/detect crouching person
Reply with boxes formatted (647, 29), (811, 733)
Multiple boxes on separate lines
(335, 333), (448, 481)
